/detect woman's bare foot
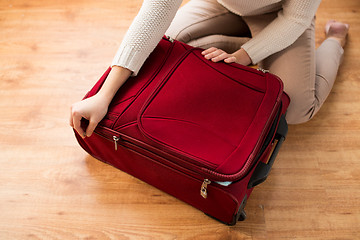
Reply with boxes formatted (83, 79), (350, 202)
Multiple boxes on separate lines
(325, 20), (349, 48)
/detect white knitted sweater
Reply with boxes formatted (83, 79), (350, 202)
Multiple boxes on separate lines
(112, 0), (321, 75)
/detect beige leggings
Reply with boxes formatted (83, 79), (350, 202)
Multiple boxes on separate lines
(165, 0), (344, 124)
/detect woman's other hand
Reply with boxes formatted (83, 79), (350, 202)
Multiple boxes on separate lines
(202, 47), (252, 66)
(202, 47), (237, 63)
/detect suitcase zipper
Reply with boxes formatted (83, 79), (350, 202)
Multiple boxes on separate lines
(113, 136), (120, 151)
(95, 110), (281, 200)
(166, 35), (174, 43)
(95, 129), (216, 199)
(257, 68), (269, 73)
(200, 179), (211, 199)
(96, 130), (215, 199)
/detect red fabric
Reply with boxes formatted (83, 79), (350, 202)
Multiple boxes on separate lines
(76, 131), (239, 224)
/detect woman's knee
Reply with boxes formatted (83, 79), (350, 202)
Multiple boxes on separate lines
(285, 102), (317, 125)
(166, 21), (190, 43)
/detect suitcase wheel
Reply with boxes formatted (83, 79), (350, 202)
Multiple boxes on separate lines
(238, 209), (247, 221)
(205, 194), (248, 225)
(236, 194), (248, 223)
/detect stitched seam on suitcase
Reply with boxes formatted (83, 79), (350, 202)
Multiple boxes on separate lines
(191, 50), (265, 93)
(141, 116), (238, 147)
(94, 126), (218, 171)
(104, 120), (220, 170)
(203, 77), (283, 181)
(220, 103), (281, 180)
(110, 40), (176, 129)
(205, 96), (264, 181)
(140, 116), (237, 168)
(214, 94), (265, 171)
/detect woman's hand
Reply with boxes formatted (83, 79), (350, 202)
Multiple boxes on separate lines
(201, 47), (252, 66)
(70, 66), (132, 138)
(70, 94), (109, 138)
(202, 47), (237, 63)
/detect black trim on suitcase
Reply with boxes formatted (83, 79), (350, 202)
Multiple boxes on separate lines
(232, 194), (248, 225)
(247, 115), (288, 189)
(204, 194), (248, 226)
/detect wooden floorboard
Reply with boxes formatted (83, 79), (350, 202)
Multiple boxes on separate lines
(0, 0), (359, 239)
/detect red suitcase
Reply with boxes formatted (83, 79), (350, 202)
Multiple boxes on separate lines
(74, 36), (290, 225)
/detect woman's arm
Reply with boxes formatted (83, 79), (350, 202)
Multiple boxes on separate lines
(242, 0), (321, 64)
(70, 0), (182, 137)
(202, 0), (321, 65)
(112, 0), (182, 76)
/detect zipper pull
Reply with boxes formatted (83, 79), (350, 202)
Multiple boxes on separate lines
(166, 35), (174, 43)
(113, 136), (120, 151)
(200, 179), (211, 199)
(257, 68), (269, 73)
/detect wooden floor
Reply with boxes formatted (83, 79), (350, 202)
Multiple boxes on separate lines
(1, 0), (359, 239)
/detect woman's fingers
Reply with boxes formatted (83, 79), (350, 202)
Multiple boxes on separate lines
(224, 56), (237, 63)
(203, 49), (224, 60)
(71, 109), (86, 138)
(202, 47), (236, 63)
(69, 108), (74, 128)
(86, 120), (98, 138)
(211, 52), (231, 62)
(201, 47), (218, 55)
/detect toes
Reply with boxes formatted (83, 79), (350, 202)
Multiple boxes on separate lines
(325, 20), (336, 34)
(325, 21), (349, 38)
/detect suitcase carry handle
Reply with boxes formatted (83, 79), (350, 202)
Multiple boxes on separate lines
(247, 115), (288, 189)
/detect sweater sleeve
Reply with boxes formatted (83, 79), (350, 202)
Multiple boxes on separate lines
(111, 0), (182, 76)
(241, 0), (321, 64)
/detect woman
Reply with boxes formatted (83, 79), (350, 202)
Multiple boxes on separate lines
(70, 0), (349, 138)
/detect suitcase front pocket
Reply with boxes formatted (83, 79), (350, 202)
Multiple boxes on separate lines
(138, 48), (280, 178)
